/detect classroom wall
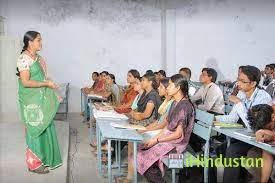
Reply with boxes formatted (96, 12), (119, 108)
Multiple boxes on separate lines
(0, 0), (162, 114)
(173, 0), (275, 81)
(0, 0), (274, 114)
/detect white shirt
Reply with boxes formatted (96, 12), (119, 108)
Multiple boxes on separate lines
(216, 88), (272, 130)
(191, 82), (225, 114)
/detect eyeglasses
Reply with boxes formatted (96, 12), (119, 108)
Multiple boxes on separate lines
(237, 78), (251, 84)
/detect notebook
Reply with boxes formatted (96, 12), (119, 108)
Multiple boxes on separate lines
(110, 123), (146, 130)
(214, 121), (244, 129)
(93, 110), (128, 120)
(87, 94), (106, 100)
(233, 129), (256, 140)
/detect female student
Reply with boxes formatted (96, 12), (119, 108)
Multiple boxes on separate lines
(131, 77), (144, 110)
(128, 73), (162, 126)
(124, 74), (195, 183)
(140, 77), (174, 141)
(99, 73), (121, 105)
(115, 69), (140, 113)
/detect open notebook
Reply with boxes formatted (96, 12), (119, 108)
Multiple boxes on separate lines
(110, 123), (146, 130)
(214, 121), (244, 129)
(93, 110), (128, 120)
(87, 94), (106, 100)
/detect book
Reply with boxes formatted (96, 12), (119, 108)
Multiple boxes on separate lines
(93, 110), (128, 120)
(110, 123), (146, 130)
(214, 121), (244, 129)
(233, 130), (256, 140)
(87, 94), (106, 100)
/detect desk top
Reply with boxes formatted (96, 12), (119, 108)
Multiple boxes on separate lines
(97, 121), (143, 142)
(212, 127), (275, 154)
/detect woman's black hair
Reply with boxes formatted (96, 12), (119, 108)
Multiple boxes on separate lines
(16, 31), (40, 77)
(247, 104), (273, 132)
(146, 70), (154, 75)
(202, 68), (217, 83)
(239, 65), (245, 71)
(21, 31), (40, 54)
(170, 74), (189, 98)
(159, 77), (170, 89)
(158, 70), (166, 77)
(142, 73), (159, 90)
(241, 65), (261, 87)
(170, 74), (195, 126)
(108, 73), (116, 84)
(100, 71), (109, 75)
(92, 72), (99, 77)
(128, 69), (140, 79)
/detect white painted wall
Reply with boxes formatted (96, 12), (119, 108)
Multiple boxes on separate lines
(174, 0), (275, 81)
(0, 0), (162, 113)
(1, 0), (275, 115)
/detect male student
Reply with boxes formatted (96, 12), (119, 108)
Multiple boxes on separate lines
(262, 64), (274, 87)
(191, 68), (225, 114)
(216, 65), (272, 183)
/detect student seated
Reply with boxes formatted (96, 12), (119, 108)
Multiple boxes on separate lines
(215, 65), (272, 183)
(155, 70), (166, 86)
(82, 72), (99, 93)
(158, 70), (166, 80)
(247, 104), (275, 183)
(114, 69), (140, 113)
(86, 71), (108, 94)
(190, 67), (225, 115)
(146, 69), (154, 75)
(178, 67), (198, 96)
(124, 74), (195, 183)
(265, 67), (275, 99)
(131, 77), (144, 111)
(261, 64), (274, 87)
(99, 73), (121, 105)
(128, 73), (162, 126)
(139, 77), (174, 141)
(226, 66), (245, 96)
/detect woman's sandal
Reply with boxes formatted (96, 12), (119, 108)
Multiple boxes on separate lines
(28, 166), (49, 174)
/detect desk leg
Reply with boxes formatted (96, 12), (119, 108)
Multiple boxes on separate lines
(83, 95), (88, 122)
(227, 137), (231, 147)
(118, 141), (121, 173)
(133, 142), (138, 183)
(108, 139), (112, 183)
(172, 169), (176, 183)
(97, 123), (102, 175)
(115, 141), (118, 165)
(80, 90), (83, 112)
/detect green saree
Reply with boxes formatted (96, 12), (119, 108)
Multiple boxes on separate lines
(18, 57), (62, 170)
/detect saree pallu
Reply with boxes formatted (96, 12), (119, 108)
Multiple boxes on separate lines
(18, 58), (62, 170)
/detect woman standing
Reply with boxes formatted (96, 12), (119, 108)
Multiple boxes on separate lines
(17, 31), (62, 174)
